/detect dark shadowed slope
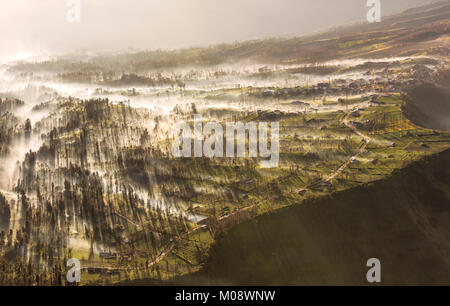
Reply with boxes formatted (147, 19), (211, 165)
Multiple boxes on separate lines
(403, 70), (450, 131)
(125, 149), (450, 285)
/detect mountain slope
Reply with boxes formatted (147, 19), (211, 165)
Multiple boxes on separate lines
(9, 1), (450, 73)
(403, 69), (450, 131)
(127, 149), (450, 286)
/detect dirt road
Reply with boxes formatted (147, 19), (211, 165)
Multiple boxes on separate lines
(325, 102), (372, 182)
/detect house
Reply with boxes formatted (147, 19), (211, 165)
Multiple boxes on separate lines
(99, 252), (117, 260)
(198, 218), (209, 226)
(86, 267), (108, 274)
(120, 255), (131, 263)
(187, 214), (208, 224)
(298, 189), (307, 196)
(350, 121), (364, 129)
(371, 100), (386, 106)
(321, 181), (333, 187)
(291, 100), (309, 107)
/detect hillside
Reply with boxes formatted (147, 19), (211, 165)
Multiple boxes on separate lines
(8, 1), (450, 73)
(403, 69), (450, 131)
(126, 149), (450, 286)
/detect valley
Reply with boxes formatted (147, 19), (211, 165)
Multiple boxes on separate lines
(0, 0), (449, 286)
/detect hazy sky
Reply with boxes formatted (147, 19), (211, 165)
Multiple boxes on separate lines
(0, 0), (428, 59)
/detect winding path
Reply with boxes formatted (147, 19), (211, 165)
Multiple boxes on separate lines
(325, 102), (372, 182)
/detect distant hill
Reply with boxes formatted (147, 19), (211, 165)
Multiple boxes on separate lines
(9, 1), (450, 73)
(124, 149), (450, 286)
